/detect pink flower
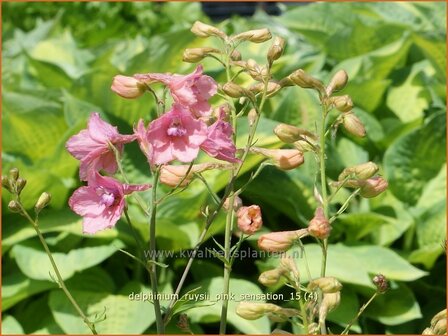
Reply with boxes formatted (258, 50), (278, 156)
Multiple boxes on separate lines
(237, 205), (263, 235)
(134, 65), (217, 118)
(200, 108), (239, 163)
(111, 75), (145, 99)
(66, 113), (136, 180)
(69, 173), (150, 234)
(134, 119), (153, 165)
(144, 104), (207, 165)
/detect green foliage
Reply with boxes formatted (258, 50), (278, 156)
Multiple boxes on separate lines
(2, 2), (445, 334)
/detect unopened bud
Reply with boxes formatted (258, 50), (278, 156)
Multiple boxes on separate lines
(293, 138), (318, 153)
(279, 77), (295, 88)
(236, 302), (280, 320)
(288, 69), (325, 93)
(280, 255), (300, 282)
(433, 318), (447, 335)
(342, 111), (366, 137)
(16, 178), (27, 194)
(237, 205), (263, 235)
(223, 195), (242, 212)
(326, 70), (348, 95)
(274, 123), (317, 143)
(111, 75), (146, 99)
(359, 176), (388, 198)
(258, 268), (284, 286)
(331, 95), (353, 112)
(222, 82), (249, 98)
(233, 28), (272, 43)
(339, 162), (379, 181)
(248, 109), (258, 126)
(176, 313), (191, 333)
(8, 200), (22, 213)
(251, 147), (304, 171)
(160, 163), (227, 187)
(2, 176), (11, 192)
(269, 308), (300, 322)
(246, 59), (270, 82)
(191, 21), (226, 39)
(230, 50), (242, 61)
(267, 36), (286, 63)
(319, 292), (341, 325)
(250, 81), (281, 97)
(35, 192), (51, 212)
(183, 47), (220, 63)
(9, 168), (19, 182)
(308, 207), (331, 239)
(372, 274), (389, 293)
(258, 229), (309, 252)
(309, 276), (342, 293)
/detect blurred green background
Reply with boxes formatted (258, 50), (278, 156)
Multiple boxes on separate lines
(2, 2), (446, 334)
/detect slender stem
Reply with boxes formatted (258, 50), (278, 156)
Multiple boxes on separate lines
(148, 168), (164, 334)
(319, 103), (329, 279)
(298, 295), (309, 334)
(329, 189), (360, 223)
(341, 292), (378, 335)
(18, 205), (97, 334)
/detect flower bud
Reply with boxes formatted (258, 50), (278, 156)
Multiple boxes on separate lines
(308, 207), (331, 239)
(326, 70), (348, 96)
(267, 36), (286, 63)
(249, 81), (281, 97)
(258, 229), (309, 252)
(319, 292), (341, 325)
(288, 69), (325, 93)
(237, 205), (263, 235)
(268, 308), (300, 322)
(182, 47), (220, 63)
(251, 147), (304, 171)
(35, 192), (51, 212)
(233, 28), (272, 43)
(342, 111), (366, 137)
(8, 200), (22, 213)
(433, 318), (447, 335)
(293, 138), (318, 153)
(258, 268), (284, 286)
(331, 95), (353, 112)
(279, 77), (295, 88)
(236, 302), (280, 320)
(274, 123), (317, 144)
(280, 255), (300, 281)
(176, 313), (191, 333)
(246, 59), (270, 82)
(248, 109), (258, 126)
(160, 163), (227, 187)
(372, 274), (389, 294)
(2, 175), (11, 192)
(222, 82), (249, 98)
(111, 75), (146, 99)
(230, 49), (242, 61)
(309, 277), (342, 293)
(9, 168), (19, 182)
(359, 176), (388, 198)
(223, 195), (242, 212)
(338, 162), (379, 181)
(15, 178), (27, 195)
(191, 21), (226, 39)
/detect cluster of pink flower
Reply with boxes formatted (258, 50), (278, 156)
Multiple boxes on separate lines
(66, 66), (238, 234)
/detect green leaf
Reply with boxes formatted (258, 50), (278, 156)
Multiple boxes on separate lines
(186, 277), (271, 334)
(384, 112), (446, 205)
(413, 33), (446, 81)
(12, 239), (124, 281)
(2, 316), (24, 334)
(49, 289), (156, 334)
(336, 212), (392, 241)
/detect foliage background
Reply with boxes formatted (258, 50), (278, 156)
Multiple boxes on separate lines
(2, 2), (446, 334)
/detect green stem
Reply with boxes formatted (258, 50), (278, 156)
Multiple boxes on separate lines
(148, 168), (164, 334)
(298, 296), (309, 334)
(320, 104), (329, 279)
(18, 205), (97, 334)
(329, 189), (360, 223)
(341, 292), (378, 335)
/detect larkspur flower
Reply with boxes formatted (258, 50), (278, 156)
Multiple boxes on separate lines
(111, 75), (146, 99)
(134, 65), (217, 118)
(144, 104), (207, 165)
(69, 173), (150, 234)
(66, 113), (136, 180)
(237, 205), (262, 235)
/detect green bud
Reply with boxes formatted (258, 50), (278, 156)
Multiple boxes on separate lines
(331, 95), (353, 112)
(326, 70), (348, 95)
(274, 123), (316, 144)
(309, 276), (342, 293)
(342, 111), (366, 137)
(233, 28), (272, 43)
(182, 47), (220, 63)
(9, 168), (19, 182)
(2, 176), (11, 192)
(15, 178), (27, 195)
(8, 200), (22, 213)
(35, 192), (52, 212)
(288, 69), (325, 93)
(267, 36), (286, 63)
(338, 162), (379, 181)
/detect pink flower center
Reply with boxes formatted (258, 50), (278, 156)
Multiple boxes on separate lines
(96, 188), (116, 207)
(167, 119), (187, 137)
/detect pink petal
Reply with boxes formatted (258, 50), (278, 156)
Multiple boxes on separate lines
(66, 130), (103, 160)
(69, 186), (105, 217)
(87, 113), (119, 143)
(123, 183), (151, 195)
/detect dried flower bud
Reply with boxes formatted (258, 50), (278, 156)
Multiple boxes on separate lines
(429, 309), (447, 335)
(230, 49), (242, 61)
(183, 47), (220, 63)
(222, 82), (249, 98)
(258, 229), (309, 252)
(269, 308), (300, 322)
(248, 109), (258, 126)
(319, 292), (341, 325)
(35, 192), (51, 212)
(251, 147), (304, 171)
(339, 162), (379, 181)
(342, 111), (366, 137)
(233, 28), (272, 43)
(326, 70), (348, 96)
(274, 123), (317, 144)
(288, 69), (325, 93)
(236, 302), (280, 320)
(331, 95), (353, 112)
(246, 59), (270, 82)
(372, 274), (389, 293)
(176, 313), (191, 333)
(191, 21), (226, 39)
(9, 168), (19, 182)
(309, 277), (342, 293)
(160, 163), (229, 187)
(111, 75), (146, 99)
(223, 195), (242, 212)
(267, 36), (286, 63)
(15, 178), (27, 194)
(2, 175), (11, 192)
(293, 138), (318, 153)
(359, 176), (388, 198)
(279, 77), (295, 88)
(280, 255), (300, 282)
(308, 207), (331, 239)
(8, 200), (22, 213)
(237, 205), (263, 235)
(249, 81), (281, 97)
(258, 268), (284, 286)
